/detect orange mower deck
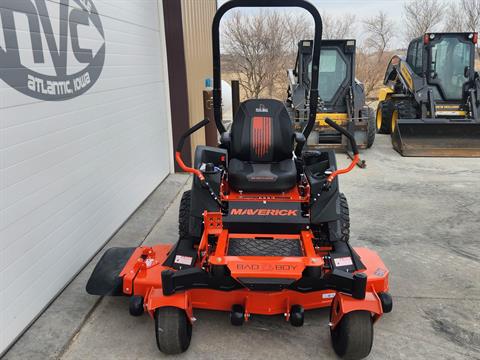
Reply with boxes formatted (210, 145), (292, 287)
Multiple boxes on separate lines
(118, 226), (389, 326)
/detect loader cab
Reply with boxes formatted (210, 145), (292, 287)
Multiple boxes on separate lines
(294, 39), (355, 113)
(408, 33), (476, 101)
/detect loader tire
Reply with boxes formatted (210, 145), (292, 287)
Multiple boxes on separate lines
(178, 190), (191, 239)
(365, 107), (376, 148)
(396, 100), (418, 119)
(376, 100), (394, 134)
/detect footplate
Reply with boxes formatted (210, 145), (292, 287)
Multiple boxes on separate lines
(227, 238), (303, 257)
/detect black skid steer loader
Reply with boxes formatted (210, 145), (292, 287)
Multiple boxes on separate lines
(377, 32), (480, 157)
(287, 40), (376, 157)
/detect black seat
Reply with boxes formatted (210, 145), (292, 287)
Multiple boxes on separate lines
(227, 99), (297, 192)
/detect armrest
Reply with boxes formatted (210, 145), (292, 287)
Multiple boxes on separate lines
(294, 132), (306, 146)
(220, 131), (231, 147)
(294, 132), (306, 158)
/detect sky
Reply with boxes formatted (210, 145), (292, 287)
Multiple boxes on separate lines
(218, 0), (410, 20)
(217, 0), (463, 20)
(216, 0), (465, 48)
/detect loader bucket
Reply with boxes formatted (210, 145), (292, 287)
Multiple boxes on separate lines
(392, 120), (480, 157)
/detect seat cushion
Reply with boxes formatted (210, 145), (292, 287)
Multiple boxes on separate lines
(229, 158), (297, 193)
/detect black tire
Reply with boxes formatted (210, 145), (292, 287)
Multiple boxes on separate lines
(129, 296), (144, 317)
(179, 190), (191, 239)
(376, 100), (394, 134)
(365, 107), (376, 148)
(314, 194), (350, 244)
(155, 307), (192, 355)
(396, 100), (417, 119)
(378, 292), (393, 314)
(331, 310), (374, 360)
(339, 193), (350, 242)
(230, 304), (245, 326)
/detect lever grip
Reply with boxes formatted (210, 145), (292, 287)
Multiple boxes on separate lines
(325, 118), (359, 155)
(176, 119), (210, 152)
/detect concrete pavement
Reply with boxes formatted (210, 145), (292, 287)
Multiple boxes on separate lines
(4, 135), (480, 360)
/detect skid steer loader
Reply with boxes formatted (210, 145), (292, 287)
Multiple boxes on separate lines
(286, 40), (376, 158)
(377, 32), (480, 157)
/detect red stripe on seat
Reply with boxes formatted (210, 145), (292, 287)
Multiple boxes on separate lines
(252, 116), (272, 159)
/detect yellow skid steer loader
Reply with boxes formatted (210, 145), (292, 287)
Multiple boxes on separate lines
(377, 32), (480, 157)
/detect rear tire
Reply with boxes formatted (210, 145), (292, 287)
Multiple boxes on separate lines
(376, 100), (394, 134)
(179, 190), (192, 239)
(365, 107), (376, 148)
(339, 193), (350, 242)
(331, 310), (373, 360)
(155, 307), (192, 354)
(314, 194), (350, 244)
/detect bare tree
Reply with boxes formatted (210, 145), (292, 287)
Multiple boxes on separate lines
(461, 0), (480, 32)
(403, 0), (445, 39)
(322, 12), (356, 39)
(444, 2), (465, 32)
(444, 0), (480, 56)
(222, 10), (315, 100)
(461, 0), (480, 57)
(283, 13), (313, 54)
(358, 11), (396, 98)
(223, 10), (288, 99)
(363, 11), (395, 56)
(356, 50), (392, 98)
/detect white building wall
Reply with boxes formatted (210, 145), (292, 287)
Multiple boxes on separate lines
(0, 0), (172, 353)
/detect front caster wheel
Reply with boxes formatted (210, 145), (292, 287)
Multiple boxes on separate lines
(289, 305), (304, 327)
(378, 292), (393, 313)
(330, 311), (373, 360)
(129, 295), (144, 316)
(230, 304), (245, 326)
(155, 307), (192, 354)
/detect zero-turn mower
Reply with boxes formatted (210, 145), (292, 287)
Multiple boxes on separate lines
(287, 39), (376, 167)
(377, 32), (480, 157)
(86, 1), (392, 359)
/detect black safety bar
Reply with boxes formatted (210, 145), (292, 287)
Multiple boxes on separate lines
(212, 0), (323, 155)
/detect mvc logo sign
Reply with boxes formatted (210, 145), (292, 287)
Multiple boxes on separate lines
(0, 0), (105, 101)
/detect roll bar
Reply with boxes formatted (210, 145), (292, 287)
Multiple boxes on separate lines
(212, 0), (323, 154)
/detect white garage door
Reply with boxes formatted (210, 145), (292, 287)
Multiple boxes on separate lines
(0, 0), (172, 353)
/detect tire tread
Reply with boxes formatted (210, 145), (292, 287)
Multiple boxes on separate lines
(155, 307), (192, 354)
(331, 310), (373, 360)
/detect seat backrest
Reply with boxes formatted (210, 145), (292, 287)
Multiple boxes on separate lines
(230, 99), (293, 163)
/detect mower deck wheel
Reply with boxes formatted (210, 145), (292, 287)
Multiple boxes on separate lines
(289, 305), (304, 327)
(155, 307), (192, 355)
(230, 304), (245, 326)
(129, 295), (144, 317)
(378, 292), (393, 313)
(330, 310), (373, 360)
